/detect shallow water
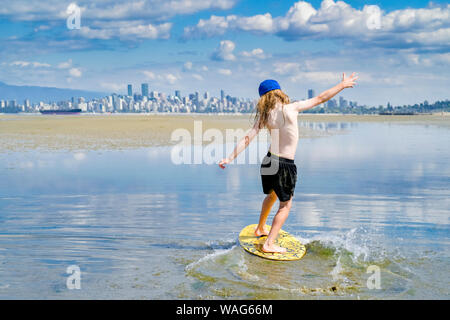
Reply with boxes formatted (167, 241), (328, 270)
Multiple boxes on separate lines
(0, 120), (449, 299)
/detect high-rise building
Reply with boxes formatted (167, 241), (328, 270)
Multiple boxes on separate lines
(327, 99), (337, 108)
(175, 90), (181, 99)
(141, 83), (149, 97)
(308, 89), (315, 99)
(128, 84), (133, 96)
(339, 96), (348, 108)
(220, 90), (225, 101)
(78, 101), (87, 112)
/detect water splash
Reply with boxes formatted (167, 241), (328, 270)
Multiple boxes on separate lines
(296, 226), (389, 264)
(185, 240), (236, 272)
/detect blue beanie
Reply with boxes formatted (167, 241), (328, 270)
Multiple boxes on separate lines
(258, 79), (281, 97)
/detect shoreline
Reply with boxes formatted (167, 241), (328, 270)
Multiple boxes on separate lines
(1, 112), (449, 125)
(2, 111), (449, 116)
(1, 113), (448, 152)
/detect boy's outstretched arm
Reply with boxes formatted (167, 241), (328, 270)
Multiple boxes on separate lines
(218, 121), (260, 169)
(292, 72), (358, 112)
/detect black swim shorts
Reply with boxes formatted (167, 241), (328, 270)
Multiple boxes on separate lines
(260, 151), (297, 202)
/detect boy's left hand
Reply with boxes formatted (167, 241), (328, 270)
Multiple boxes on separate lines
(341, 72), (358, 88)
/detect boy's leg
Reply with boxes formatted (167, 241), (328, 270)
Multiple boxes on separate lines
(262, 197), (292, 253)
(255, 190), (277, 236)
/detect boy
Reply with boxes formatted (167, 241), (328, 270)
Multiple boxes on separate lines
(219, 73), (358, 253)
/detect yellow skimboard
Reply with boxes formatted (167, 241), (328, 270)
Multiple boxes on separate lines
(238, 224), (306, 261)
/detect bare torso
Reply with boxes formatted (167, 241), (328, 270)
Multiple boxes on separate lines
(266, 103), (298, 160)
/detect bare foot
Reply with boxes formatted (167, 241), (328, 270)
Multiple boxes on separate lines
(254, 226), (269, 237)
(262, 242), (287, 253)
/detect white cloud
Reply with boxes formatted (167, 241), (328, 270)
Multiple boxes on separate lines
(69, 67), (82, 77)
(183, 61), (193, 70)
(185, 13), (275, 38)
(142, 70), (179, 84)
(57, 59), (73, 69)
(10, 61), (30, 67)
(218, 68), (232, 76)
(35, 62), (52, 67)
(85, 0), (237, 21)
(0, 0), (237, 22)
(235, 13), (274, 33)
(34, 25), (50, 32)
(403, 52), (450, 67)
(270, 60), (339, 84)
(273, 62), (303, 75)
(165, 73), (178, 84)
(404, 53), (433, 67)
(240, 48), (267, 59)
(289, 71), (338, 84)
(142, 70), (156, 80)
(184, 1), (450, 51)
(192, 74), (204, 81)
(0, 1), (235, 42)
(211, 40), (236, 61)
(183, 15), (230, 38)
(10, 61), (51, 68)
(77, 22), (172, 40)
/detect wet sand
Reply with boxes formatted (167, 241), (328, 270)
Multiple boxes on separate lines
(0, 113), (448, 152)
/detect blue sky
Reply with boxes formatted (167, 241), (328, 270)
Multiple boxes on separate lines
(0, 0), (449, 105)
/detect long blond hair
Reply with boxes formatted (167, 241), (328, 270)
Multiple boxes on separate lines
(254, 89), (290, 129)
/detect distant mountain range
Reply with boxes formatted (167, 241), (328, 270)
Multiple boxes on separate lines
(0, 81), (107, 103)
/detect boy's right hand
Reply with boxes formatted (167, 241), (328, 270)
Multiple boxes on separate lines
(218, 158), (231, 169)
(341, 72), (358, 89)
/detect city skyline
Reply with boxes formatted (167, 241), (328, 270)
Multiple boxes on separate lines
(0, 1), (448, 106)
(3, 81), (447, 115)
(1, 85), (322, 113)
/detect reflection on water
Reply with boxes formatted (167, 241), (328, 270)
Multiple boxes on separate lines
(0, 121), (449, 299)
(298, 121), (356, 132)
